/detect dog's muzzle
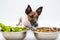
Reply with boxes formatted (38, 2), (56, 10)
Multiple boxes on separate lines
(30, 21), (38, 27)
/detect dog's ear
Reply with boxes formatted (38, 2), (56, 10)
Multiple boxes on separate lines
(36, 7), (43, 16)
(25, 5), (32, 15)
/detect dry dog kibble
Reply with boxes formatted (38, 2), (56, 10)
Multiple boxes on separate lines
(35, 27), (58, 32)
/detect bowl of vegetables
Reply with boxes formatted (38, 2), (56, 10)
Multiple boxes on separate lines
(33, 27), (60, 40)
(0, 23), (28, 40)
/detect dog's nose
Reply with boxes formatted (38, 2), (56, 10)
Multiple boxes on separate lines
(30, 21), (36, 26)
(30, 21), (38, 27)
(34, 23), (38, 27)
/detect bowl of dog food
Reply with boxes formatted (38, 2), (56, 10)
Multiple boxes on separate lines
(0, 23), (28, 40)
(33, 27), (60, 40)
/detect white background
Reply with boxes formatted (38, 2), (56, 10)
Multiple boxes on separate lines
(0, 0), (60, 27)
(0, 0), (60, 40)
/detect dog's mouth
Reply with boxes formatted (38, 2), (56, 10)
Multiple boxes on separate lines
(30, 21), (38, 27)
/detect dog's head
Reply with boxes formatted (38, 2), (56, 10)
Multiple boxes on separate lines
(25, 5), (43, 27)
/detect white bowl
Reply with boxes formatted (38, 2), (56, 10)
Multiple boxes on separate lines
(33, 27), (60, 40)
(34, 32), (59, 40)
(2, 31), (27, 40)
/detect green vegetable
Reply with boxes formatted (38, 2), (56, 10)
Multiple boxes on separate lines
(11, 27), (19, 32)
(0, 23), (5, 31)
(0, 23), (5, 28)
(0, 23), (27, 32)
(4, 26), (11, 32)
(11, 27), (27, 32)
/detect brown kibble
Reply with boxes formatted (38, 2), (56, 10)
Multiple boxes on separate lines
(35, 27), (58, 32)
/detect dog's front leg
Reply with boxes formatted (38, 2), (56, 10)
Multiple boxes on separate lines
(16, 18), (22, 26)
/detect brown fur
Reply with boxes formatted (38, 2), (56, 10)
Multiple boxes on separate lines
(25, 5), (43, 27)
(27, 12), (38, 22)
(17, 5), (43, 27)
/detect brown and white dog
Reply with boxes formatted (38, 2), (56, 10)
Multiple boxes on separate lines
(17, 5), (43, 29)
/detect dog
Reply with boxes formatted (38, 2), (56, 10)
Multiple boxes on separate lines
(16, 5), (43, 29)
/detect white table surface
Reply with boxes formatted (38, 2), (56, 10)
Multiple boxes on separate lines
(0, 30), (60, 40)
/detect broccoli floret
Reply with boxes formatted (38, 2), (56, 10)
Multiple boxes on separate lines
(0, 23), (27, 32)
